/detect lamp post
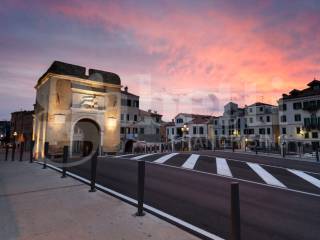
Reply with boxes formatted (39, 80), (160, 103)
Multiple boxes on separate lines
(232, 130), (240, 152)
(245, 138), (248, 152)
(181, 124), (189, 151)
(13, 131), (17, 144)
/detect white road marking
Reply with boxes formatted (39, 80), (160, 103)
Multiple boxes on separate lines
(154, 153), (179, 164)
(216, 157), (233, 177)
(182, 154), (200, 169)
(247, 163), (286, 188)
(288, 169), (320, 189)
(130, 153), (157, 160)
(114, 154), (135, 158)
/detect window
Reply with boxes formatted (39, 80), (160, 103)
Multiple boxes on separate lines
(296, 127), (301, 134)
(199, 127), (204, 135)
(127, 99), (132, 107)
(120, 127), (125, 134)
(312, 132), (318, 139)
(259, 128), (265, 134)
(281, 115), (287, 122)
(134, 115), (138, 121)
(193, 126), (197, 134)
(167, 129), (169, 135)
(293, 102), (302, 110)
(171, 128), (174, 135)
(249, 108), (253, 112)
(126, 114), (130, 121)
(259, 116), (263, 122)
(134, 100), (139, 108)
(133, 128), (138, 134)
(280, 103), (287, 111)
(305, 132), (309, 139)
(294, 114), (301, 122)
(121, 114), (124, 121)
(127, 128), (131, 134)
(249, 118), (253, 123)
(222, 130), (225, 135)
(176, 118), (183, 123)
(267, 128), (271, 134)
(259, 107), (263, 112)
(214, 130), (218, 135)
(214, 120), (218, 125)
(156, 128), (160, 134)
(282, 127), (286, 134)
(266, 116), (270, 122)
(140, 128), (145, 134)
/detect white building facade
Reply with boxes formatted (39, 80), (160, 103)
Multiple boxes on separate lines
(278, 79), (320, 153)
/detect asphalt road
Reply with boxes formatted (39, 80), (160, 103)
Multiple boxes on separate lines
(64, 152), (320, 240)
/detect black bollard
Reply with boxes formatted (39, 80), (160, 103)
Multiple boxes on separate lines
(5, 144), (9, 161)
(19, 142), (24, 161)
(316, 147), (319, 162)
(136, 160), (145, 216)
(11, 143), (16, 161)
(89, 148), (99, 192)
(43, 142), (49, 169)
(230, 182), (241, 240)
(62, 146), (69, 178)
(29, 141), (34, 163)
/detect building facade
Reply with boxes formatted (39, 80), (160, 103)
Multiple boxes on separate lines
(166, 113), (212, 150)
(278, 79), (320, 152)
(33, 61), (121, 158)
(120, 87), (163, 152)
(0, 121), (10, 146)
(10, 111), (34, 150)
(244, 102), (279, 148)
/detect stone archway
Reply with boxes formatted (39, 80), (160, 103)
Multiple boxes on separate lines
(72, 118), (101, 156)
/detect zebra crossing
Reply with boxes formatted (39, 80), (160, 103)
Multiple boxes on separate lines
(113, 152), (320, 194)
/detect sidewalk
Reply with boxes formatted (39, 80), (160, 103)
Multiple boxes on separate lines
(0, 161), (199, 240)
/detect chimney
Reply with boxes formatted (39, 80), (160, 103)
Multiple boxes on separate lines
(172, 119), (174, 122)
(124, 86), (128, 92)
(148, 109), (152, 113)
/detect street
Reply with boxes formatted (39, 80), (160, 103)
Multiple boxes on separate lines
(64, 151), (320, 240)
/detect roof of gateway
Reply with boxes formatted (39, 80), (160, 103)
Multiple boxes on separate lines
(37, 61), (121, 86)
(281, 79), (320, 100)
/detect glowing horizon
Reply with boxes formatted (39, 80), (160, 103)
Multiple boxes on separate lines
(0, 0), (319, 121)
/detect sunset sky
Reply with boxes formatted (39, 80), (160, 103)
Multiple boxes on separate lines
(0, 0), (319, 121)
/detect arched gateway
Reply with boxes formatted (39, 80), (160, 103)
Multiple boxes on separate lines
(72, 119), (101, 156)
(33, 61), (121, 158)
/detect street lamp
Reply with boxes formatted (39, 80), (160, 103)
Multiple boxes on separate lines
(245, 138), (248, 151)
(181, 124), (189, 151)
(232, 130), (240, 152)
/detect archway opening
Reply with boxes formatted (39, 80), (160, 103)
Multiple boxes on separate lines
(124, 140), (135, 153)
(72, 119), (100, 156)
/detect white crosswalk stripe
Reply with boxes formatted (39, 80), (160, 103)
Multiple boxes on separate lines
(154, 153), (179, 164)
(131, 153), (157, 160)
(114, 154), (135, 158)
(182, 154), (200, 169)
(247, 163), (286, 188)
(288, 169), (320, 189)
(216, 157), (233, 177)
